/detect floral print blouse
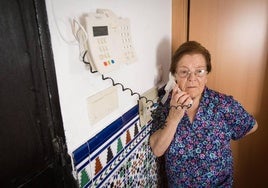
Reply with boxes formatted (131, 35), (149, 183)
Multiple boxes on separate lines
(151, 87), (256, 187)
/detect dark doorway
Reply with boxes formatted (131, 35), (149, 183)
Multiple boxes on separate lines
(0, 0), (76, 187)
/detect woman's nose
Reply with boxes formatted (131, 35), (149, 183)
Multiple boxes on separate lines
(187, 71), (197, 80)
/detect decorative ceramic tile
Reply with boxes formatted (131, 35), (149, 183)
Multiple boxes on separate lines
(72, 105), (159, 188)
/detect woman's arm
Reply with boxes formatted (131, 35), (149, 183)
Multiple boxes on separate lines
(149, 87), (192, 157)
(149, 114), (182, 157)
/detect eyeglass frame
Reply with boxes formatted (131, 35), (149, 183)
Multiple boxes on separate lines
(176, 68), (208, 78)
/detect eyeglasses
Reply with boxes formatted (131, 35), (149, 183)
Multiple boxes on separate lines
(176, 68), (207, 78)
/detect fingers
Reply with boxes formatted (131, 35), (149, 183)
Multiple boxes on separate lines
(181, 97), (193, 109)
(171, 86), (184, 103)
(171, 86), (180, 99)
(168, 86), (193, 124)
(171, 86), (193, 109)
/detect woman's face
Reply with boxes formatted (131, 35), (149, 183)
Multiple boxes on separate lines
(175, 53), (208, 100)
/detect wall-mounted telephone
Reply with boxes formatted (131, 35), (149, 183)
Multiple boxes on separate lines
(82, 9), (137, 74)
(73, 9), (154, 118)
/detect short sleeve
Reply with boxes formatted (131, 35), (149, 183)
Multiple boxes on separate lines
(224, 96), (256, 140)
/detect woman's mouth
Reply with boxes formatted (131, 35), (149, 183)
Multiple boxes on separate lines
(187, 86), (197, 89)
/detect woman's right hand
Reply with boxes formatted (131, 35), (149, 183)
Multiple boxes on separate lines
(168, 86), (193, 123)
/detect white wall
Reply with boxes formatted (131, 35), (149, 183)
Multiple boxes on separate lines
(45, 0), (171, 153)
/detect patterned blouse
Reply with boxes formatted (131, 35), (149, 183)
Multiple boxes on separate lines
(151, 87), (256, 187)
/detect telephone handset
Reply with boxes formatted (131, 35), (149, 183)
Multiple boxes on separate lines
(161, 73), (177, 104)
(161, 73), (193, 109)
(83, 9), (137, 74)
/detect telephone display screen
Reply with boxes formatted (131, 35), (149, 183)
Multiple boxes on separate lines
(93, 26), (108, 37)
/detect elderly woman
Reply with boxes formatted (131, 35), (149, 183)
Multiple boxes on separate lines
(149, 41), (258, 187)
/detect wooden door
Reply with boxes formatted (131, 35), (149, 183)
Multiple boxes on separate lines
(188, 0), (268, 187)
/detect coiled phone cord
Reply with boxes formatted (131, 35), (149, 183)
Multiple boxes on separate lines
(81, 51), (192, 110)
(82, 51), (155, 108)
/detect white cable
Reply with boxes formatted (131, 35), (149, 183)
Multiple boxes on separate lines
(71, 18), (89, 61)
(49, 0), (91, 62)
(49, 0), (78, 45)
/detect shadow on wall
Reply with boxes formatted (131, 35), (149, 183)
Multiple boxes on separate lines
(155, 38), (171, 88)
(153, 38), (171, 188)
(236, 46), (268, 187)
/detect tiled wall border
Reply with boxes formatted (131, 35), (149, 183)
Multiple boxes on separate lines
(73, 105), (138, 168)
(72, 105), (158, 187)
